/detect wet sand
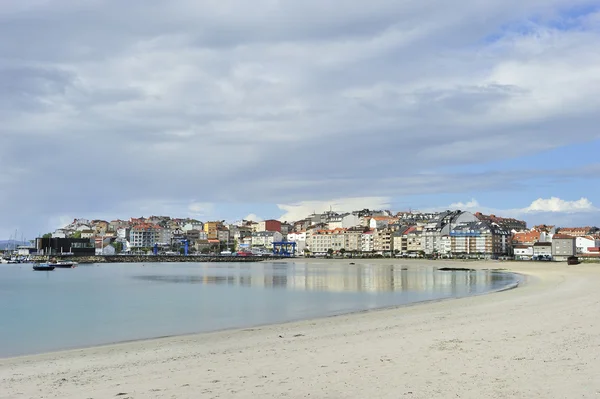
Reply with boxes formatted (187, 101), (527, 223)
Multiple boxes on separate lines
(2, 260), (599, 398)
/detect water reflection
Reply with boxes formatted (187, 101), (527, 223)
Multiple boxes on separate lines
(133, 263), (516, 293)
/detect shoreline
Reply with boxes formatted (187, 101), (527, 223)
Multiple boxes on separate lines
(0, 261), (521, 360)
(2, 260), (598, 398)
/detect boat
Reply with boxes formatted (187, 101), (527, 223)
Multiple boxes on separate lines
(49, 260), (78, 268)
(567, 256), (580, 265)
(33, 263), (55, 271)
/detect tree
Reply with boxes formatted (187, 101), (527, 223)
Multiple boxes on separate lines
(340, 248), (346, 257)
(327, 248), (334, 257)
(42, 233), (52, 239)
(71, 231), (82, 239)
(201, 247), (210, 254)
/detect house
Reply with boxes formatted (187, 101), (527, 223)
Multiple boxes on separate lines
(474, 213), (527, 231)
(576, 236), (600, 254)
(217, 228), (230, 244)
(556, 227), (599, 237)
(287, 231), (307, 254)
(533, 242), (552, 258)
(513, 245), (534, 260)
(512, 230), (541, 245)
(109, 219), (130, 232)
(182, 221), (204, 232)
(203, 221), (224, 239)
(369, 216), (396, 230)
(251, 231), (283, 250)
(551, 234), (576, 261)
(256, 220), (282, 233)
(327, 213), (361, 230)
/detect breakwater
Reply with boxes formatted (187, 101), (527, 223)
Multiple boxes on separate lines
(30, 255), (284, 264)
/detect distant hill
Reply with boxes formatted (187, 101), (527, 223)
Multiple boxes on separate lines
(0, 240), (31, 250)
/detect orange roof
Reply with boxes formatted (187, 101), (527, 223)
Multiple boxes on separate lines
(552, 234), (575, 239)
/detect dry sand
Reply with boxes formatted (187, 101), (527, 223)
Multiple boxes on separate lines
(2, 260), (600, 398)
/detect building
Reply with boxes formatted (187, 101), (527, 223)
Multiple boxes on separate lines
(327, 214), (361, 230)
(217, 228), (230, 244)
(369, 216), (396, 230)
(251, 231), (284, 250)
(306, 229), (346, 255)
(533, 242), (552, 258)
(422, 211), (478, 255)
(512, 230), (541, 246)
(576, 236), (600, 254)
(287, 231), (307, 254)
(129, 223), (160, 248)
(203, 221), (224, 240)
(373, 228), (393, 253)
(556, 227), (599, 237)
(36, 237), (95, 256)
(256, 220), (282, 233)
(182, 221), (204, 232)
(361, 231), (374, 252)
(449, 221), (510, 257)
(551, 234), (577, 261)
(474, 212), (527, 231)
(513, 245), (534, 260)
(343, 227), (364, 252)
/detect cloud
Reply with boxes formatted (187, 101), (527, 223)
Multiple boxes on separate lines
(449, 199), (481, 209)
(1, 1), (600, 237)
(437, 196), (599, 227)
(243, 213), (261, 222)
(523, 197), (597, 213)
(277, 197), (391, 222)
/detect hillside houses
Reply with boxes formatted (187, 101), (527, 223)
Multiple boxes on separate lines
(41, 209), (599, 260)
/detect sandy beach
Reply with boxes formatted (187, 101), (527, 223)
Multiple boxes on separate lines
(2, 260), (599, 398)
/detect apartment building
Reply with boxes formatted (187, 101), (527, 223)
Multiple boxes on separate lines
(203, 221), (224, 240)
(551, 234), (576, 261)
(449, 221), (510, 257)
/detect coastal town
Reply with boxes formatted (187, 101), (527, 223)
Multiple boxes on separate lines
(12, 208), (599, 262)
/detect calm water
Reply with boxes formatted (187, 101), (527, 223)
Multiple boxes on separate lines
(0, 262), (518, 357)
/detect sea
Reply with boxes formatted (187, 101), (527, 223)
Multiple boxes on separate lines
(0, 261), (519, 358)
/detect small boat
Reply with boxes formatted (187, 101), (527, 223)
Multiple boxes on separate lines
(49, 260), (78, 268)
(33, 263), (55, 271)
(567, 256), (580, 265)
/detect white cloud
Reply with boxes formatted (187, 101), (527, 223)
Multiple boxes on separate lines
(243, 213), (261, 222)
(188, 202), (215, 217)
(523, 197), (597, 213)
(277, 197), (391, 222)
(449, 199), (481, 209)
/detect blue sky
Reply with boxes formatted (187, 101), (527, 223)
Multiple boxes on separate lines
(1, 0), (599, 240)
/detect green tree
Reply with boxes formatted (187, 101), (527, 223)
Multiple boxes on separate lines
(340, 248), (346, 257)
(71, 231), (82, 239)
(201, 247), (210, 254)
(42, 233), (52, 239)
(327, 248), (334, 257)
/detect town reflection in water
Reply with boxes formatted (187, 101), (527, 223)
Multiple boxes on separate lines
(135, 262), (516, 293)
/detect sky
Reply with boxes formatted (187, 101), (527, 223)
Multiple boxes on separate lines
(1, 0), (600, 240)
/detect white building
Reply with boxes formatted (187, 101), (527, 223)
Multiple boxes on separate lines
(361, 231), (374, 252)
(251, 231), (283, 249)
(182, 222), (204, 232)
(287, 231), (307, 254)
(513, 245), (534, 260)
(576, 236), (600, 254)
(327, 214), (361, 230)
